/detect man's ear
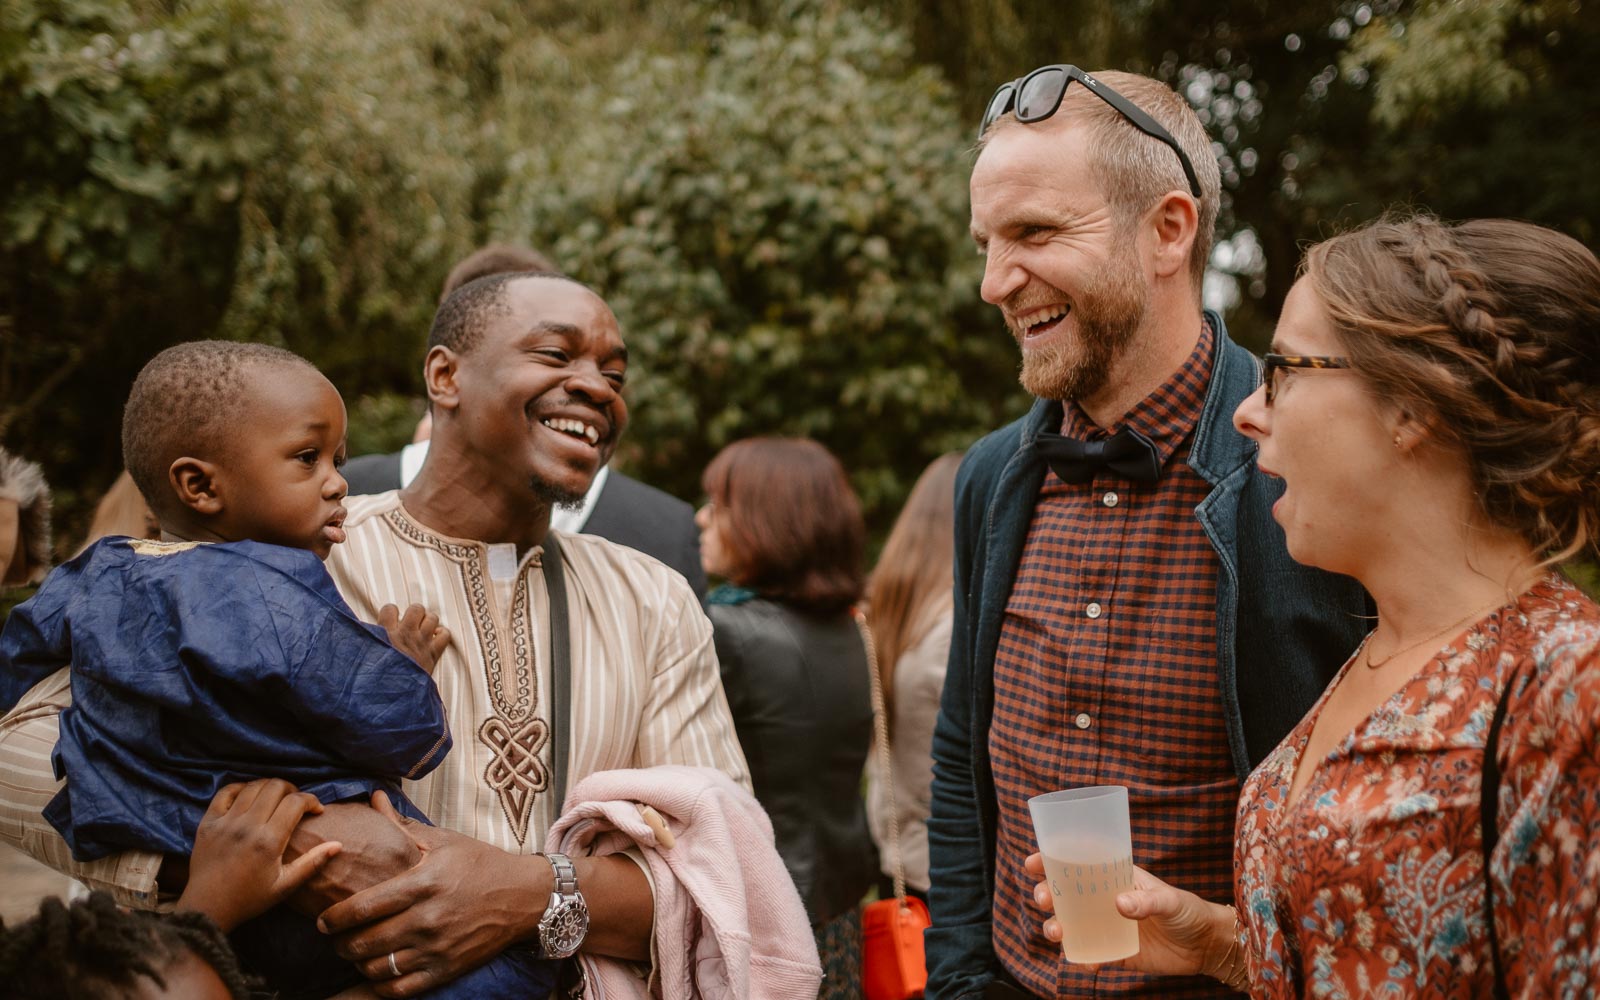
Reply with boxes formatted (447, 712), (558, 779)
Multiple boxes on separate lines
(1146, 191), (1199, 281)
(169, 458), (224, 516)
(423, 346), (462, 414)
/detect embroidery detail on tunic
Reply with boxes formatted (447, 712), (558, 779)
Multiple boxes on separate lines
(127, 539), (201, 556)
(479, 715), (550, 842)
(384, 509), (479, 560)
(507, 569), (533, 717)
(384, 508), (546, 841)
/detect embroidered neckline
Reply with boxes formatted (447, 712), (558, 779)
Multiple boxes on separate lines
(380, 505), (552, 843)
(126, 539), (202, 556)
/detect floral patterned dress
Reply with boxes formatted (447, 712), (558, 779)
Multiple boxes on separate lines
(1234, 573), (1600, 998)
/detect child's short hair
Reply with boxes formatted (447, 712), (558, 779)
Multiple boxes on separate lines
(0, 891), (254, 999)
(122, 341), (318, 520)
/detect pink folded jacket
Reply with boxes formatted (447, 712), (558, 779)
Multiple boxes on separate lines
(546, 765), (823, 999)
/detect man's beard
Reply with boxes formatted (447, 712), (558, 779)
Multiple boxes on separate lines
(1015, 248), (1148, 402)
(529, 476), (589, 511)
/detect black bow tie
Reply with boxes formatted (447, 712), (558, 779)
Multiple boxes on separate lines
(1035, 426), (1162, 485)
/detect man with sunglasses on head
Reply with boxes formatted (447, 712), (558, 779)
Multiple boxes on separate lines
(928, 67), (1368, 999)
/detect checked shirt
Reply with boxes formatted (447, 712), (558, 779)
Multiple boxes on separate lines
(989, 320), (1241, 999)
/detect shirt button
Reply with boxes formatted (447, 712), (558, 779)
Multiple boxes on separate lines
(1102, 491), (1119, 507)
(1085, 602), (1103, 619)
(1075, 713), (1093, 730)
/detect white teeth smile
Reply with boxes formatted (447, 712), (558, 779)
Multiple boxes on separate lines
(1013, 304), (1070, 332)
(541, 417), (600, 446)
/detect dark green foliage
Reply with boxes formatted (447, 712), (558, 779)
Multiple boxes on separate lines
(2, 0), (485, 539)
(495, 7), (1022, 518)
(2, 0), (1596, 548)
(346, 391), (426, 459)
(863, 0), (1600, 350)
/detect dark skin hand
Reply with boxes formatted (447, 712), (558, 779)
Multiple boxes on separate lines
(155, 787), (422, 905)
(175, 779), (343, 933)
(375, 603), (451, 674)
(294, 792), (651, 998)
(281, 798), (423, 917)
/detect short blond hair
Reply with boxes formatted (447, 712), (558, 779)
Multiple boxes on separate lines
(983, 70), (1221, 295)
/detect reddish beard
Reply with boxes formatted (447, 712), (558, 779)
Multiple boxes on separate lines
(1014, 247), (1148, 402)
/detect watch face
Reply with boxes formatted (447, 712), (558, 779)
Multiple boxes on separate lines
(540, 895), (590, 959)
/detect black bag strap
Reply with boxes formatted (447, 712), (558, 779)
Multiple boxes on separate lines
(542, 532), (572, 814)
(1481, 667), (1519, 1000)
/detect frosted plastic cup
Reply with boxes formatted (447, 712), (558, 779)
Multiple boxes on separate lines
(1027, 785), (1139, 963)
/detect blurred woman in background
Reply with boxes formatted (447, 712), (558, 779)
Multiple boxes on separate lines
(698, 437), (876, 1000)
(864, 451), (963, 906)
(0, 447), (52, 625)
(0, 448), (50, 589)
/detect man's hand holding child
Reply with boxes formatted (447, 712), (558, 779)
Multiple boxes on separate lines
(176, 779), (343, 932)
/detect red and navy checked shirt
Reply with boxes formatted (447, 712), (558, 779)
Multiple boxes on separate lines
(989, 321), (1241, 999)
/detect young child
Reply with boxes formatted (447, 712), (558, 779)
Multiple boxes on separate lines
(0, 342), (557, 999)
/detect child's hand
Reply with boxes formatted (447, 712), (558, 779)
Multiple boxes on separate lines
(177, 779), (343, 932)
(378, 603), (451, 674)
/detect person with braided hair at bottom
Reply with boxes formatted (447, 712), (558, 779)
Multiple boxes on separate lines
(0, 779), (338, 1000)
(1, 895), (251, 1000)
(1019, 215), (1600, 997)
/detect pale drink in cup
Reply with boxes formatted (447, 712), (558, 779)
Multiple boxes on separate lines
(1028, 785), (1139, 963)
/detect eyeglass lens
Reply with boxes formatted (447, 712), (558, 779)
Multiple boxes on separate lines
(1016, 68), (1066, 121)
(983, 86), (1015, 132)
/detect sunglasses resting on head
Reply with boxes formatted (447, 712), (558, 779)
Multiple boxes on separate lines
(980, 63), (1203, 200)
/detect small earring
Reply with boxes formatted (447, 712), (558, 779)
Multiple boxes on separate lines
(1393, 434), (1403, 449)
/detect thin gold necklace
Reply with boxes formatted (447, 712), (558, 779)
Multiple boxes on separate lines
(1363, 600), (1504, 671)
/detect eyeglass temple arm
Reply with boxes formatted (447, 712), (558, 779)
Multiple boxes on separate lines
(1083, 84), (1204, 199)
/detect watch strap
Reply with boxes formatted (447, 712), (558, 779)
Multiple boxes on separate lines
(536, 851), (588, 961)
(546, 851), (579, 897)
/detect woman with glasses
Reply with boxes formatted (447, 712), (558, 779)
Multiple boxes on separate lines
(696, 437), (877, 1000)
(1025, 215), (1600, 997)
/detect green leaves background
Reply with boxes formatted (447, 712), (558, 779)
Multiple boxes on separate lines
(3, 0), (1595, 548)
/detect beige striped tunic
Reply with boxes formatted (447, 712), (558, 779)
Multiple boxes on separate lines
(0, 491), (748, 905)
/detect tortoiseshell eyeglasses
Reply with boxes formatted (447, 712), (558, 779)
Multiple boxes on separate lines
(1261, 353), (1351, 405)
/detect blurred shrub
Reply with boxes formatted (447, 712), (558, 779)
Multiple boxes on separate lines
(3, 0), (1025, 536)
(1, 0), (491, 537)
(345, 392), (425, 459)
(494, 4), (1020, 521)
(1567, 561), (1600, 600)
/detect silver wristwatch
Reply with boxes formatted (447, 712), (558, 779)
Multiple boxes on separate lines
(536, 852), (590, 959)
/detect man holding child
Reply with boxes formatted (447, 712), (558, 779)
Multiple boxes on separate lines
(0, 271), (750, 995)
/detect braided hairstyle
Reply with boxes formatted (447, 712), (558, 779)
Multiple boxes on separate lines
(0, 892), (256, 999)
(1305, 214), (1600, 563)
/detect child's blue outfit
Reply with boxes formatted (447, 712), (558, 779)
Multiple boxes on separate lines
(0, 537), (557, 999)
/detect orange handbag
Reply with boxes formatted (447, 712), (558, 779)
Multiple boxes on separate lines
(862, 893), (931, 1000)
(856, 613), (931, 1000)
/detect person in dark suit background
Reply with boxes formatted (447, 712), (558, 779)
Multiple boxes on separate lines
(341, 244), (707, 599)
